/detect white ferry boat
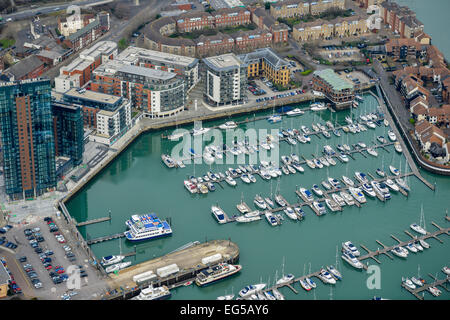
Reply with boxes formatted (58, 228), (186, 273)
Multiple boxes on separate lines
(124, 214), (173, 242)
(132, 285), (171, 300)
(219, 121), (237, 130)
(101, 255), (125, 266)
(195, 263), (242, 287)
(211, 206), (227, 224)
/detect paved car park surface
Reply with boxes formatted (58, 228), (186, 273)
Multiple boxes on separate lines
(2, 214), (110, 300)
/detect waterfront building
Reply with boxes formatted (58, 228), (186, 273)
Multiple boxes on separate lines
(55, 41), (117, 93)
(409, 95), (429, 120)
(91, 60), (185, 118)
(354, 0), (385, 9)
(203, 53), (247, 106)
(380, 1), (424, 39)
(427, 105), (450, 127)
(51, 102), (84, 166)
(385, 38), (425, 61)
(239, 47), (291, 86)
(114, 46), (199, 92)
(0, 79), (56, 199)
(414, 119), (447, 153)
(398, 74), (430, 104)
(62, 88), (132, 144)
(312, 68), (355, 110)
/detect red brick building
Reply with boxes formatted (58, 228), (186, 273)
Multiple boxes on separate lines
(213, 7), (251, 28)
(176, 12), (215, 33)
(195, 33), (235, 58)
(233, 29), (273, 53)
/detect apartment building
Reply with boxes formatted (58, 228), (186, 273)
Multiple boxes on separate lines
(213, 7), (252, 28)
(270, 0), (345, 19)
(176, 11), (215, 33)
(55, 41), (117, 93)
(195, 33), (235, 58)
(233, 29), (273, 53)
(57, 14), (96, 37)
(0, 79), (56, 199)
(239, 47), (291, 86)
(203, 53), (247, 106)
(380, 1), (424, 38)
(312, 68), (355, 110)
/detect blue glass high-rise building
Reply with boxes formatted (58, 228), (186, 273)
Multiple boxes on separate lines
(0, 78), (56, 199)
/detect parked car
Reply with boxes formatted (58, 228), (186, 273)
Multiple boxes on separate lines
(18, 256), (27, 263)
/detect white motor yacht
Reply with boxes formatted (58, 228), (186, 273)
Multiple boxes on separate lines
(388, 130), (397, 141)
(349, 187), (366, 203)
(238, 284), (266, 298)
(391, 246), (408, 258)
(385, 179), (400, 192)
(402, 277), (416, 290)
(410, 223), (427, 235)
(283, 207), (298, 220)
(341, 250), (364, 269)
(286, 108), (304, 116)
(342, 175), (354, 186)
(318, 268), (336, 284)
(389, 165), (400, 176)
(254, 195), (267, 210)
(219, 121), (237, 130)
(342, 241), (360, 257)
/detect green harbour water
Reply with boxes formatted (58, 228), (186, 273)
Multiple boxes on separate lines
(66, 92), (450, 300)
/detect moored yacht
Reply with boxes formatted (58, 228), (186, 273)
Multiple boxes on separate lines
(402, 277), (416, 290)
(342, 241), (360, 257)
(101, 255), (125, 266)
(342, 175), (354, 187)
(283, 207), (298, 220)
(219, 121), (237, 130)
(331, 193), (346, 207)
(236, 211), (261, 223)
(340, 191), (355, 206)
(312, 184), (324, 197)
(132, 285), (171, 300)
(376, 168), (385, 177)
(391, 246), (408, 258)
(318, 268), (336, 284)
(325, 198), (340, 212)
(195, 263), (242, 287)
(299, 278), (311, 291)
(354, 171), (368, 183)
(254, 195), (267, 210)
(385, 179), (399, 192)
(239, 284), (266, 298)
(310, 102), (326, 111)
(361, 183), (376, 198)
(265, 211), (278, 226)
(394, 142), (402, 153)
(341, 250), (364, 269)
(286, 108), (304, 116)
(276, 274), (295, 285)
(299, 188), (314, 202)
(211, 206), (227, 224)
(388, 130), (397, 141)
(313, 201), (327, 215)
(327, 265), (342, 280)
(349, 187), (366, 203)
(410, 223), (427, 235)
(389, 165), (400, 176)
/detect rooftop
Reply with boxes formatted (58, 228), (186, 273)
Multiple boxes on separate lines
(64, 88), (122, 105)
(203, 53), (244, 71)
(3, 55), (44, 80)
(79, 41), (117, 60)
(239, 47), (290, 70)
(117, 65), (177, 81)
(0, 263), (10, 285)
(117, 46), (198, 68)
(313, 68), (354, 91)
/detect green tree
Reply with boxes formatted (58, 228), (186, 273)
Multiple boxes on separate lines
(118, 38), (128, 51)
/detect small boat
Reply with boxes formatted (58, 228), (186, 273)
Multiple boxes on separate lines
(411, 277), (424, 287)
(428, 286), (441, 297)
(337, 144), (345, 152)
(312, 184), (323, 197)
(354, 172), (368, 184)
(225, 176), (237, 186)
(343, 144), (351, 152)
(327, 265), (342, 280)
(311, 123), (320, 132)
(207, 182), (216, 192)
(322, 130), (331, 139)
(325, 156), (336, 166)
(276, 274), (295, 285)
(293, 206), (305, 219)
(406, 242), (418, 253)
(342, 176), (354, 187)
(338, 190), (354, 205)
(267, 114), (282, 123)
(161, 154), (175, 168)
(272, 288), (285, 300)
(264, 197), (275, 208)
(263, 291), (276, 301)
(217, 294), (235, 300)
(300, 188), (314, 202)
(275, 195), (287, 207)
(184, 180), (198, 194)
(394, 142), (402, 153)
(254, 195), (267, 210)
(384, 119), (389, 126)
(371, 181), (391, 200)
(366, 121), (376, 129)
(310, 102), (326, 111)
(313, 201), (327, 215)
(442, 266), (450, 276)
(385, 179), (399, 192)
(305, 277), (316, 288)
(318, 268), (336, 284)
(283, 207), (298, 220)
(306, 159), (316, 169)
(198, 184), (209, 194)
(236, 202), (249, 214)
(410, 223), (426, 235)
(355, 95), (363, 102)
(342, 241), (360, 257)
(101, 255), (125, 266)
(413, 241), (423, 252)
(192, 127), (210, 136)
(292, 162), (305, 173)
(358, 141), (367, 149)
(265, 212), (278, 226)
(287, 137), (297, 145)
(388, 130), (397, 142)
(235, 211), (261, 223)
(314, 158), (323, 169)
(299, 278), (311, 291)
(349, 187), (366, 203)
(323, 145), (335, 156)
(326, 121), (334, 129)
(301, 125), (311, 134)
(219, 121), (237, 130)
(377, 136), (387, 144)
(281, 166), (290, 175)
(338, 153), (349, 163)
(321, 181), (332, 190)
(287, 165), (296, 174)
(341, 250), (364, 269)
(376, 168), (385, 177)
(211, 206), (226, 224)
(361, 183), (376, 198)
(333, 129), (341, 137)
(239, 284), (266, 298)
(327, 177), (341, 189)
(286, 108), (304, 116)
(366, 148), (378, 157)
(319, 157), (330, 167)
(402, 277), (416, 290)
(420, 239), (430, 249)
(360, 114), (368, 122)
(105, 261), (132, 273)
(248, 174), (256, 183)
(240, 174), (251, 184)
(331, 193), (346, 207)
(345, 115), (353, 124)
(395, 178), (410, 191)
(391, 246), (408, 258)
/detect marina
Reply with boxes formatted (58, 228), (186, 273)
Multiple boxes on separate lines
(65, 91), (450, 300)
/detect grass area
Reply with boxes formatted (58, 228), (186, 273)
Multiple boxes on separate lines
(300, 69), (313, 76)
(0, 38), (15, 49)
(118, 38), (129, 51)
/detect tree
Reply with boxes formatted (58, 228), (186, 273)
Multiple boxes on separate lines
(118, 38), (128, 51)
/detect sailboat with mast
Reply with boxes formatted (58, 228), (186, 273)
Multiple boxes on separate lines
(410, 204), (427, 235)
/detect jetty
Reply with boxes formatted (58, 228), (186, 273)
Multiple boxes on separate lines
(401, 273), (449, 300)
(87, 232), (125, 245)
(76, 216), (111, 227)
(104, 240), (239, 300)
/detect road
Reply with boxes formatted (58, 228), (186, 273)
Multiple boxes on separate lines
(3, 0), (114, 21)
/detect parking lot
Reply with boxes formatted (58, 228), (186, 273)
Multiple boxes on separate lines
(319, 45), (364, 62)
(1, 214), (109, 300)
